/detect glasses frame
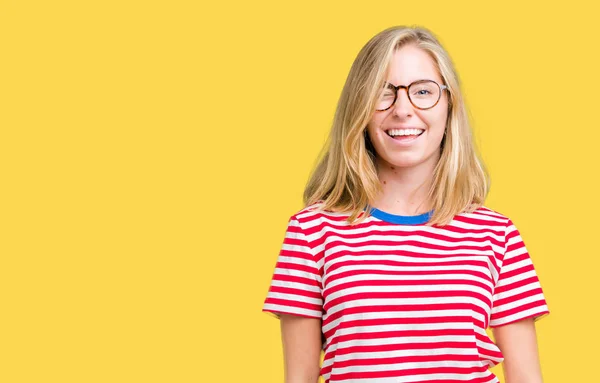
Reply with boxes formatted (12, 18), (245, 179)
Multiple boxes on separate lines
(376, 79), (449, 111)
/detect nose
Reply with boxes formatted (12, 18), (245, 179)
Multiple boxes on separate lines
(392, 87), (414, 117)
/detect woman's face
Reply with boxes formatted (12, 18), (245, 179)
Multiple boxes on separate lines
(366, 44), (449, 170)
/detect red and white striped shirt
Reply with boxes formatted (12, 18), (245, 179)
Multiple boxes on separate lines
(262, 202), (550, 383)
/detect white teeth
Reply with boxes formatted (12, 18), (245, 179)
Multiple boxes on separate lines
(387, 128), (424, 137)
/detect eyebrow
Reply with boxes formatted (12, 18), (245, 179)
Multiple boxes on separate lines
(384, 79), (436, 87)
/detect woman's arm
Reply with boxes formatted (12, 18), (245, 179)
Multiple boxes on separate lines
(492, 317), (545, 383)
(279, 313), (322, 383)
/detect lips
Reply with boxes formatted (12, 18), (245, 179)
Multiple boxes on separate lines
(385, 128), (425, 138)
(383, 128), (425, 145)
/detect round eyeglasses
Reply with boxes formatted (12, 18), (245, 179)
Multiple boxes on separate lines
(375, 79), (449, 111)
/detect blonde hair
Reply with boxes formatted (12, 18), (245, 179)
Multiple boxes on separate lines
(303, 25), (490, 227)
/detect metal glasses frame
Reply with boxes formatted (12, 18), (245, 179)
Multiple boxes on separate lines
(376, 79), (449, 111)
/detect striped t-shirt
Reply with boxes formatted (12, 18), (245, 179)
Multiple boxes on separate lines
(262, 202), (550, 383)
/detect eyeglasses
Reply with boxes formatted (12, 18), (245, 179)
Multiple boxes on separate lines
(375, 79), (449, 111)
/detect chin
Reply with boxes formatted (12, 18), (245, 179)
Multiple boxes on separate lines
(388, 158), (425, 168)
(380, 149), (441, 169)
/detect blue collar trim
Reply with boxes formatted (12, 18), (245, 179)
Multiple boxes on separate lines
(366, 206), (433, 225)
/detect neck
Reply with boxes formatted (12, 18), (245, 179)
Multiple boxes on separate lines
(371, 150), (440, 216)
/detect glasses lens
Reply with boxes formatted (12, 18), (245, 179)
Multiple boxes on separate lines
(375, 81), (441, 111)
(376, 85), (395, 111)
(409, 81), (440, 109)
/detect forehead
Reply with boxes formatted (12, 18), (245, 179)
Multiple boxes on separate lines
(385, 45), (442, 85)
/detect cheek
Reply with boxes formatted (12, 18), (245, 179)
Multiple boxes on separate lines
(423, 110), (448, 134)
(367, 115), (383, 128)
(366, 118), (383, 137)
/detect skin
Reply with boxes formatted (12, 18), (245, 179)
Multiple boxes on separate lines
(366, 43), (448, 216)
(279, 44), (545, 383)
(492, 318), (545, 383)
(279, 313), (321, 383)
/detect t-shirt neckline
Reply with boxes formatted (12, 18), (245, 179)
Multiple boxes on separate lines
(366, 206), (434, 225)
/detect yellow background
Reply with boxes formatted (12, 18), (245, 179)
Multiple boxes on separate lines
(1, 0), (597, 382)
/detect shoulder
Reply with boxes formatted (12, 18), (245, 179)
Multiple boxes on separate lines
(462, 205), (531, 246)
(288, 201), (357, 233)
(454, 205), (512, 226)
(446, 205), (518, 239)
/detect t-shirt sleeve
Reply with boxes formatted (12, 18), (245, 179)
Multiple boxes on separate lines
(262, 215), (324, 320)
(489, 218), (550, 328)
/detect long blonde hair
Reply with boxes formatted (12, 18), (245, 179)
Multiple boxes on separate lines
(303, 25), (490, 227)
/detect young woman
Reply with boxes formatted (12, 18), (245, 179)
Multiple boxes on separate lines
(262, 25), (550, 383)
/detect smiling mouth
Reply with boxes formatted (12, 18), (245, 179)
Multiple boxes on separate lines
(385, 128), (425, 139)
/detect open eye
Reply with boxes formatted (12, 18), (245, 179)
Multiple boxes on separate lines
(411, 83), (437, 99)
